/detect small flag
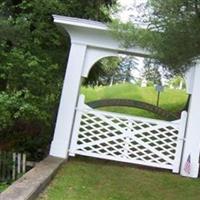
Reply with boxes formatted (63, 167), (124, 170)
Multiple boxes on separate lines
(184, 154), (191, 174)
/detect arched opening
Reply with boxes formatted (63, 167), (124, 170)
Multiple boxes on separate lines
(80, 55), (188, 121)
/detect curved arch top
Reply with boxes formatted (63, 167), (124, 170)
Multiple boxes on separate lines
(53, 15), (150, 77)
(53, 15), (195, 91)
(53, 15), (150, 56)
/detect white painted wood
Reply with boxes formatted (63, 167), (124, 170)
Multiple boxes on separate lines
(82, 47), (117, 77)
(75, 151), (172, 170)
(185, 66), (195, 94)
(17, 153), (21, 174)
(50, 43), (87, 158)
(76, 107), (179, 129)
(70, 95), (186, 172)
(69, 95), (85, 156)
(52, 15), (108, 31)
(53, 15), (150, 58)
(173, 111), (187, 173)
(50, 15), (190, 175)
(12, 153), (16, 180)
(0, 152), (28, 181)
(89, 110), (173, 163)
(181, 63), (200, 178)
(22, 153), (26, 173)
(123, 120), (131, 159)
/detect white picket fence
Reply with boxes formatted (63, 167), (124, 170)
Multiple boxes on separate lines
(69, 95), (187, 173)
(0, 151), (29, 181)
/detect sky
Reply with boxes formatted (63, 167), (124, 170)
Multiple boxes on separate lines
(118, 0), (134, 22)
(118, 0), (147, 23)
(116, 0), (146, 80)
(115, 1), (169, 85)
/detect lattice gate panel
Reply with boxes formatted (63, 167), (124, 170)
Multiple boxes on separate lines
(69, 95), (187, 172)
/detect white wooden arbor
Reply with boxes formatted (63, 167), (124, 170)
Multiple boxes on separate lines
(50, 15), (200, 178)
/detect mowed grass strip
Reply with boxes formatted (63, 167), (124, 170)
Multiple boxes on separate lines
(38, 157), (200, 200)
(0, 183), (8, 193)
(81, 84), (188, 119)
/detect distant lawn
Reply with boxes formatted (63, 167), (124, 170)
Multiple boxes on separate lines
(81, 84), (188, 119)
(38, 157), (200, 200)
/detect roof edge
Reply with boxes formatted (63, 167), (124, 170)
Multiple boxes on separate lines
(52, 15), (108, 31)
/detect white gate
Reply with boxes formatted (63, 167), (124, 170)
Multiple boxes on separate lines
(69, 95), (187, 173)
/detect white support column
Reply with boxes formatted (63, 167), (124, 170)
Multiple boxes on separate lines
(181, 62), (200, 178)
(173, 111), (187, 173)
(50, 43), (87, 158)
(68, 95), (85, 156)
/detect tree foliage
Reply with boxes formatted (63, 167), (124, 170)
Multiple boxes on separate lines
(142, 59), (162, 85)
(84, 56), (139, 86)
(84, 57), (121, 86)
(0, 0), (117, 158)
(111, 0), (200, 74)
(118, 56), (139, 83)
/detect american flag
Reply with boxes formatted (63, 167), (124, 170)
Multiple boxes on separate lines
(184, 154), (191, 174)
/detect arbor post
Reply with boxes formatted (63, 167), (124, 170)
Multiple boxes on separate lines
(50, 43), (87, 158)
(181, 62), (200, 178)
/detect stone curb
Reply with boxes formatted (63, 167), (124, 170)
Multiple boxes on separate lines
(0, 156), (65, 200)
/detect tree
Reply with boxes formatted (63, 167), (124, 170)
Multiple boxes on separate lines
(84, 57), (121, 86)
(169, 76), (186, 89)
(147, 0), (200, 71)
(0, 0), (117, 158)
(117, 56), (139, 83)
(142, 59), (162, 85)
(111, 0), (200, 74)
(84, 56), (139, 86)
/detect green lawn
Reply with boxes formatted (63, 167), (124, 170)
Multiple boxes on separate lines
(0, 183), (8, 193)
(38, 157), (200, 200)
(81, 84), (188, 119)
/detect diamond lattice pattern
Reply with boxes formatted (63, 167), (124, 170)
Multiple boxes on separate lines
(71, 109), (180, 169)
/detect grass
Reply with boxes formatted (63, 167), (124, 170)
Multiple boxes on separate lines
(38, 157), (200, 200)
(0, 182), (9, 193)
(81, 84), (188, 119)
